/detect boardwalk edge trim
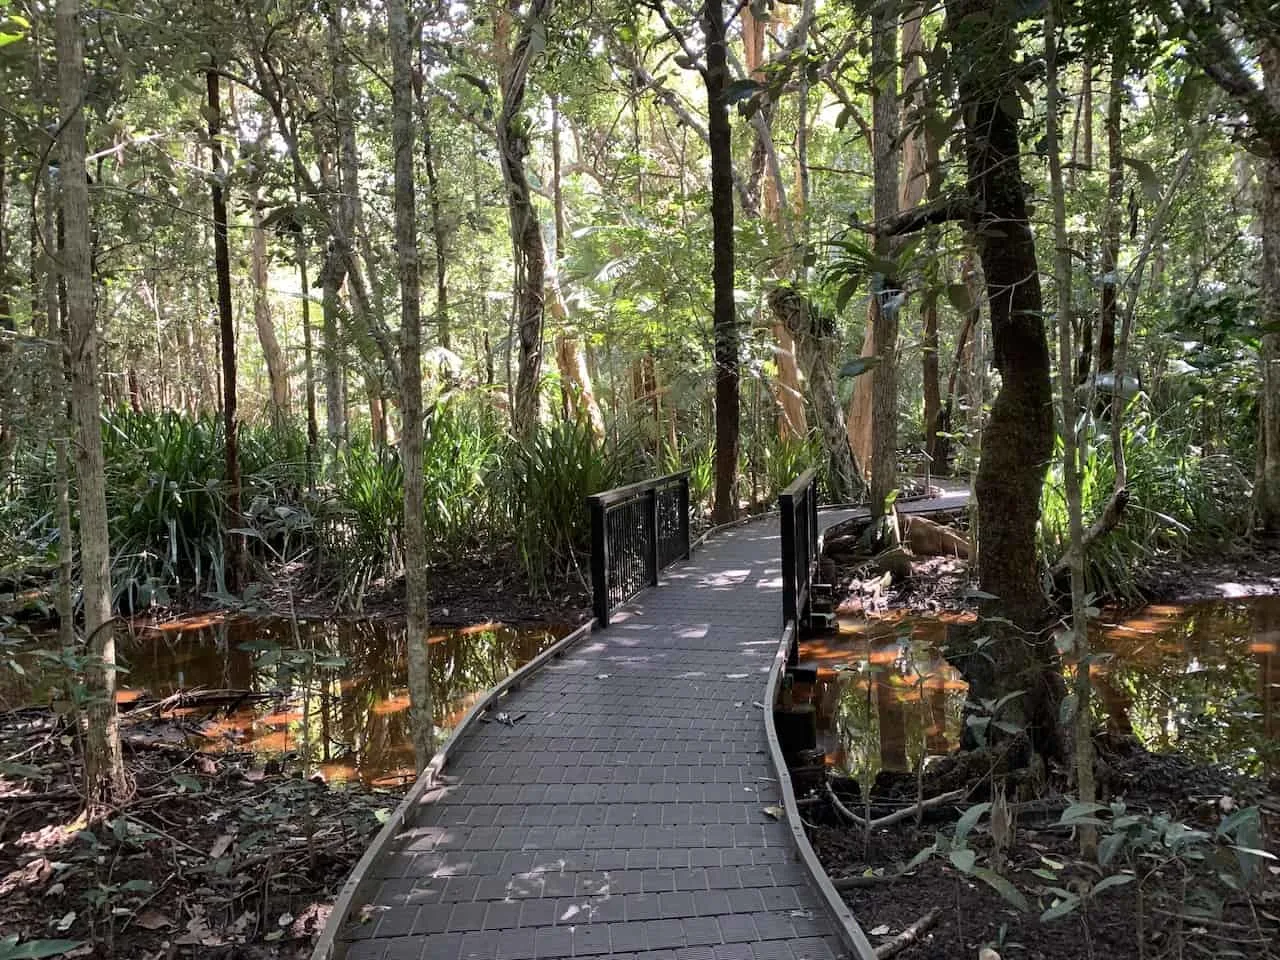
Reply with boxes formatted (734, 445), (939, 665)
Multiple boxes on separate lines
(764, 626), (879, 960)
(308, 617), (597, 960)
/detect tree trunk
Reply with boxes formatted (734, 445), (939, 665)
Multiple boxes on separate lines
(389, 0), (432, 770)
(422, 101), (450, 351)
(496, 0), (552, 438)
(769, 286), (863, 501)
(949, 0), (1060, 755)
(250, 195), (290, 431)
(57, 0), (126, 804)
(1045, 4), (1096, 853)
(294, 209), (319, 473)
(1259, 43), (1280, 531)
(207, 70), (245, 593)
(706, 0), (740, 524)
(319, 153), (346, 453)
(869, 0), (901, 517)
(1097, 34), (1125, 391)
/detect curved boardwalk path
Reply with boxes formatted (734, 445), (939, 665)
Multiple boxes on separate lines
(337, 495), (965, 960)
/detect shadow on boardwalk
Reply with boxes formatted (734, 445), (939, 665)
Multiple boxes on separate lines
(335, 516), (857, 960)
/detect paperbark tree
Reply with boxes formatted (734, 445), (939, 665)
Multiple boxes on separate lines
(869, 0), (901, 517)
(495, 0), (553, 438)
(705, 0), (739, 524)
(1097, 30), (1127, 401)
(389, 0), (432, 769)
(250, 190), (290, 431)
(56, 0), (126, 803)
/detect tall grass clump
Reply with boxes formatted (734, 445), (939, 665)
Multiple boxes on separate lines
(1040, 400), (1250, 602)
(508, 416), (630, 592)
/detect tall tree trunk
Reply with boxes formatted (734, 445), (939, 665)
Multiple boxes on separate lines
(706, 0), (739, 524)
(57, 0), (126, 804)
(769, 286), (863, 500)
(319, 154), (346, 452)
(294, 213), (319, 472)
(901, 3), (944, 469)
(1045, 3), (1096, 853)
(390, 0), (432, 769)
(496, 0), (552, 438)
(251, 195), (290, 430)
(422, 101), (450, 351)
(949, 0), (1060, 754)
(207, 70), (245, 593)
(1097, 34), (1126, 391)
(1259, 44), (1280, 531)
(869, 0), (901, 516)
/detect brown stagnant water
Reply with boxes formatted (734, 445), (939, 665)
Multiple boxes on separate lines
(796, 598), (1280, 782)
(2, 616), (570, 789)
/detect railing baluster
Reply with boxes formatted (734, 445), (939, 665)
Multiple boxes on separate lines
(588, 470), (693, 625)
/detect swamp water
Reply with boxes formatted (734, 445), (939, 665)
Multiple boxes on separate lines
(797, 598), (1280, 782)
(2, 617), (571, 788)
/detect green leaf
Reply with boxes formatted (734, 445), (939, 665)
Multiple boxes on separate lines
(1039, 895), (1081, 923)
(835, 276), (862, 313)
(725, 79), (762, 105)
(1059, 802), (1109, 826)
(972, 867), (1030, 912)
(171, 773), (203, 794)
(0, 938), (86, 960)
(954, 802), (991, 845)
(905, 843), (936, 871)
(1090, 874), (1135, 896)
(949, 848), (977, 873)
(1216, 806), (1260, 839)
(839, 356), (881, 379)
(1098, 832), (1126, 867)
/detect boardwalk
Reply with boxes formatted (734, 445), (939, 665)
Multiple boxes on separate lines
(336, 513), (862, 960)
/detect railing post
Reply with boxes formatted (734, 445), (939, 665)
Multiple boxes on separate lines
(645, 487), (659, 586)
(589, 496), (610, 626)
(678, 474), (691, 559)
(808, 474), (819, 560)
(779, 489), (797, 631)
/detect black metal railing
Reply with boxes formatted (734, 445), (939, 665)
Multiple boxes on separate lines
(588, 471), (691, 626)
(779, 467), (820, 665)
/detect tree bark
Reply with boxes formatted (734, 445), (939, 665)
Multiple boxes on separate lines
(869, 0), (901, 517)
(250, 194), (290, 431)
(293, 207), (319, 472)
(1045, 3), (1096, 853)
(1097, 32), (1126, 402)
(496, 0), (552, 438)
(389, 0), (432, 770)
(1259, 43), (1280, 532)
(705, 0), (740, 524)
(319, 153), (346, 453)
(422, 100), (450, 351)
(207, 70), (245, 593)
(949, 0), (1059, 754)
(769, 286), (863, 500)
(57, 0), (126, 804)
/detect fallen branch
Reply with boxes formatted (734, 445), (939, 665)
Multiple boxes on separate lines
(833, 869), (910, 890)
(826, 781), (965, 830)
(873, 907), (942, 959)
(1050, 487), (1129, 577)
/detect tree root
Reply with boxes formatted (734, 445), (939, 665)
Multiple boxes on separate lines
(826, 781), (966, 830)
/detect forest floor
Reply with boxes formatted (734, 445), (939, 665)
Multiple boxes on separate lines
(807, 745), (1280, 960)
(811, 513), (1280, 959)
(0, 722), (390, 960)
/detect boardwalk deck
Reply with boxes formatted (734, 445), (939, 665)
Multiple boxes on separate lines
(332, 497), (965, 960)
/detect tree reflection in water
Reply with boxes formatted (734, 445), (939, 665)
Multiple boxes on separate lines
(87, 617), (568, 787)
(798, 599), (1280, 785)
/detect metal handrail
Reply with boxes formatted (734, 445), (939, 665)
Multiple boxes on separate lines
(587, 470), (691, 626)
(778, 467), (819, 666)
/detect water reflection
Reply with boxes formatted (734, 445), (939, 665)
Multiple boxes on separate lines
(8, 617), (569, 788)
(798, 599), (1280, 783)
